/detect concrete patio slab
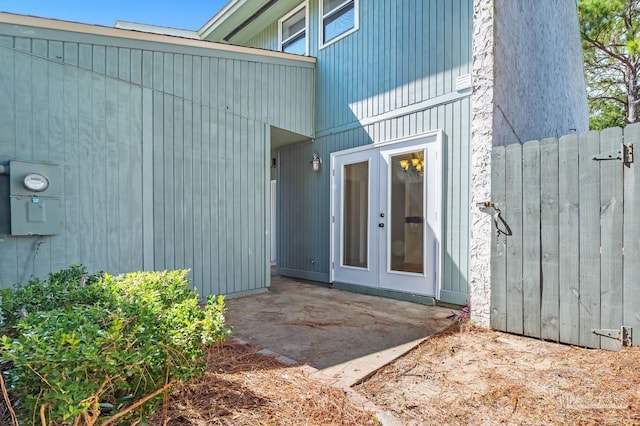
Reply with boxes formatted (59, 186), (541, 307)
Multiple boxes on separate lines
(315, 336), (430, 386)
(224, 275), (453, 385)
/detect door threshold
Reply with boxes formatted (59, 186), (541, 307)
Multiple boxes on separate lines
(332, 281), (436, 306)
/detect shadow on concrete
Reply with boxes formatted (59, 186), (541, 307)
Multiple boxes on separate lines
(224, 275), (453, 372)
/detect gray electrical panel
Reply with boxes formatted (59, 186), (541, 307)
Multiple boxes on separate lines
(9, 160), (62, 236)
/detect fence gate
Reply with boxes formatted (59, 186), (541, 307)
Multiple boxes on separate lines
(490, 123), (640, 351)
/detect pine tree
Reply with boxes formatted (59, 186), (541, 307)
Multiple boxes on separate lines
(578, 0), (640, 129)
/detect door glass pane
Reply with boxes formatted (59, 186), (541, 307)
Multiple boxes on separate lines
(343, 161), (368, 267)
(390, 151), (425, 273)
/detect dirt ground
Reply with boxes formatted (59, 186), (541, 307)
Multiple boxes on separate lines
(150, 322), (640, 425)
(357, 323), (640, 425)
(149, 341), (377, 425)
(4, 323), (639, 425)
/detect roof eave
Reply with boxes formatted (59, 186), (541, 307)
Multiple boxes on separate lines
(0, 12), (316, 64)
(197, 0), (246, 40)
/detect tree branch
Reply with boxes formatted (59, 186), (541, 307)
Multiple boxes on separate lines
(101, 380), (177, 426)
(590, 95), (628, 106)
(582, 32), (634, 69)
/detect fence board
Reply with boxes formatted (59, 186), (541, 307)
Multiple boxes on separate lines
(623, 123), (640, 346)
(505, 143), (523, 335)
(578, 131), (601, 348)
(492, 126), (636, 350)
(539, 138), (559, 342)
(490, 146), (507, 330)
(558, 134), (580, 345)
(600, 127), (624, 351)
(522, 140), (541, 338)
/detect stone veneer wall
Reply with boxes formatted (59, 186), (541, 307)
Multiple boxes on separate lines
(470, 0), (495, 327)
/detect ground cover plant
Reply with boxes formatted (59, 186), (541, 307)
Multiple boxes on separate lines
(0, 266), (231, 425)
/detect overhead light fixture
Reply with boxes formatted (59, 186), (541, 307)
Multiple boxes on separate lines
(396, 152), (425, 182)
(311, 151), (322, 172)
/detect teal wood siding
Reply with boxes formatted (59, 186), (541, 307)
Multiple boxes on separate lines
(0, 22), (314, 299)
(246, 25), (278, 52)
(277, 99), (471, 303)
(250, 0), (472, 304)
(246, 0), (472, 132)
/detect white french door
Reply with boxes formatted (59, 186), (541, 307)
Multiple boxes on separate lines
(331, 132), (442, 297)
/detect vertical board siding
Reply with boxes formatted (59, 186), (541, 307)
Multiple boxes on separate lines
(0, 26), (314, 300)
(245, 0), (472, 136)
(491, 124), (640, 349)
(250, 0), (472, 304)
(246, 25), (279, 53)
(277, 99), (471, 304)
(0, 23), (314, 137)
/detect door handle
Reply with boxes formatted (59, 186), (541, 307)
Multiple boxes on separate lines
(378, 223), (384, 228)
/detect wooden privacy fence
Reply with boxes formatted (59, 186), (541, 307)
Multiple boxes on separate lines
(490, 123), (640, 351)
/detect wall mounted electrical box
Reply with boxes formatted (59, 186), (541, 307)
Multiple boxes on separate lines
(9, 160), (62, 236)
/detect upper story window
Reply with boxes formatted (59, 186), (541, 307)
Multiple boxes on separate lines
(279, 3), (308, 55)
(320, 0), (358, 48)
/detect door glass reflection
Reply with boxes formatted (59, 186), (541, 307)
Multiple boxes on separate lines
(390, 151), (425, 273)
(343, 161), (368, 268)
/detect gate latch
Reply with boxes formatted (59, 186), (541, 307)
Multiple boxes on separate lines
(592, 143), (634, 165)
(592, 326), (633, 347)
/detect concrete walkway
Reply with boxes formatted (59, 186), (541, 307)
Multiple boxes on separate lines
(225, 275), (453, 385)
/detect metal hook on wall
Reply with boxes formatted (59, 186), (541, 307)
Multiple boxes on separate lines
(476, 201), (512, 238)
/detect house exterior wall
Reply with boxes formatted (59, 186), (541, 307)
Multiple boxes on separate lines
(0, 18), (315, 299)
(245, 0), (474, 305)
(469, 0), (589, 326)
(202, 0), (588, 313)
(278, 100), (472, 306)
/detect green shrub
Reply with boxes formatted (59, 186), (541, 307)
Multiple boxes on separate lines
(0, 264), (102, 330)
(0, 267), (231, 425)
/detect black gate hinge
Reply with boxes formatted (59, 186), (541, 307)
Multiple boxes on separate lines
(592, 143), (633, 165)
(592, 326), (633, 347)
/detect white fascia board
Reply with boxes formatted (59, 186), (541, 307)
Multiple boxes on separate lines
(0, 12), (316, 64)
(198, 0), (246, 40)
(114, 20), (199, 39)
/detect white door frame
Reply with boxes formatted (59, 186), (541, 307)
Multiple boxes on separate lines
(270, 180), (277, 266)
(330, 130), (443, 298)
(331, 149), (379, 286)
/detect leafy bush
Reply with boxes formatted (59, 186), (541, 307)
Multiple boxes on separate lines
(0, 266), (231, 425)
(0, 264), (101, 330)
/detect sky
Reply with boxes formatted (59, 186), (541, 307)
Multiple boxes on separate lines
(0, 0), (230, 30)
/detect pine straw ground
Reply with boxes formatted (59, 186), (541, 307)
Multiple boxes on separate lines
(147, 341), (377, 425)
(4, 325), (640, 425)
(356, 323), (640, 425)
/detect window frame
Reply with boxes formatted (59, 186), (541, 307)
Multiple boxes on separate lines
(278, 2), (309, 55)
(319, 0), (359, 50)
